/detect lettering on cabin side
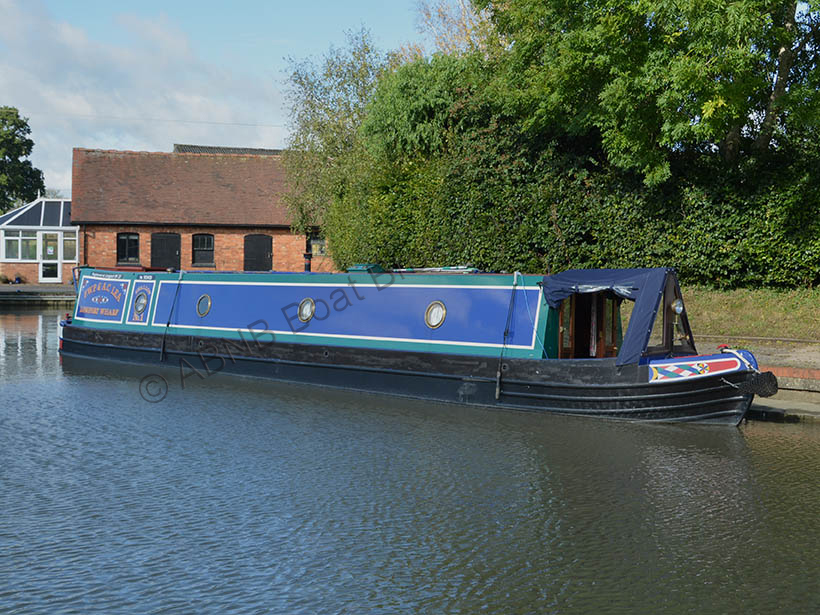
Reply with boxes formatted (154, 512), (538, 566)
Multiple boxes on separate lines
(82, 281), (124, 303)
(77, 277), (129, 322)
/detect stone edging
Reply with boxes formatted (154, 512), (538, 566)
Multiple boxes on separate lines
(760, 365), (820, 393)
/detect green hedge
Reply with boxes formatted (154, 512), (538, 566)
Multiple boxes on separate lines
(320, 55), (820, 289)
(326, 143), (820, 288)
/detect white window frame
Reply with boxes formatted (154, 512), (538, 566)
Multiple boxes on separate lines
(2, 230), (21, 261)
(1, 229), (39, 262)
(62, 231), (78, 263)
(0, 228), (78, 263)
(1, 199), (78, 271)
(20, 230), (38, 262)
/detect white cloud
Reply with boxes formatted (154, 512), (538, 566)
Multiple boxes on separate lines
(0, 0), (287, 196)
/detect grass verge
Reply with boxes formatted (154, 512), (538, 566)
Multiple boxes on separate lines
(681, 287), (820, 341)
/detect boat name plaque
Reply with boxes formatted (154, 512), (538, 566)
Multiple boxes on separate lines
(75, 276), (131, 323)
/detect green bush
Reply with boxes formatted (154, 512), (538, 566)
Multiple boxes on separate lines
(326, 136), (820, 288)
(301, 49), (820, 290)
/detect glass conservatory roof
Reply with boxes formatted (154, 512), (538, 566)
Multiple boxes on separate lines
(0, 198), (72, 228)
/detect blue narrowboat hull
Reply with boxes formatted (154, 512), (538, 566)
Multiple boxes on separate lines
(60, 327), (754, 424)
(59, 267), (771, 425)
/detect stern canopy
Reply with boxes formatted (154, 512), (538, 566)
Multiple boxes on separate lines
(541, 268), (695, 366)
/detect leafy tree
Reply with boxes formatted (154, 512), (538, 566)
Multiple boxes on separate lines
(361, 53), (483, 160)
(282, 3), (820, 287)
(475, 0), (820, 184)
(416, 0), (500, 55)
(0, 106), (45, 213)
(282, 29), (392, 234)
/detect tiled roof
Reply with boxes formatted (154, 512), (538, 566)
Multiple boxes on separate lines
(173, 144), (283, 155)
(71, 148), (291, 227)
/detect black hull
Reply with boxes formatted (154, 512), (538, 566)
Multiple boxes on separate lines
(60, 325), (754, 425)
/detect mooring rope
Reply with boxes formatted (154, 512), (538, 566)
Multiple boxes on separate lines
(160, 269), (184, 362)
(720, 347), (759, 373)
(522, 275), (547, 357)
(496, 272), (519, 400)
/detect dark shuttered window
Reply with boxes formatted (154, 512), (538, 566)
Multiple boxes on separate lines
(192, 233), (214, 266)
(117, 233), (139, 264)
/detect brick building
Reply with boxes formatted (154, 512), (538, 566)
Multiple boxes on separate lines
(71, 146), (332, 274)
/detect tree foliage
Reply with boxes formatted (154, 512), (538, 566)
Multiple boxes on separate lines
(476, 0), (820, 184)
(0, 106), (45, 213)
(282, 29), (392, 233)
(283, 2), (820, 288)
(416, 0), (500, 55)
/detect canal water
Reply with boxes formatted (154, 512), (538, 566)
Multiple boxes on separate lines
(1, 309), (819, 614)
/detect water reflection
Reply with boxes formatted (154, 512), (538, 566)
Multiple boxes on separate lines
(1, 310), (819, 614)
(0, 310), (60, 379)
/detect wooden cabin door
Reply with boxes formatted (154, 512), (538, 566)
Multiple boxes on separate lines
(558, 292), (619, 359)
(596, 294), (619, 358)
(558, 295), (574, 358)
(559, 294), (594, 358)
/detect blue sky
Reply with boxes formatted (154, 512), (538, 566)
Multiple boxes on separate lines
(0, 0), (425, 195)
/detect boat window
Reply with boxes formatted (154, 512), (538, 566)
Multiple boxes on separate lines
(134, 291), (149, 315)
(602, 295), (618, 355)
(425, 301), (447, 329)
(298, 297), (315, 322)
(647, 299), (665, 350)
(560, 297), (573, 357)
(196, 294), (212, 317)
(645, 279), (696, 357)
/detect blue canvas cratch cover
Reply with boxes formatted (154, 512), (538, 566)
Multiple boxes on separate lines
(541, 268), (674, 366)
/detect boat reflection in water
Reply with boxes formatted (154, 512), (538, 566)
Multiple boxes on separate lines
(60, 348), (765, 611)
(1, 312), (812, 614)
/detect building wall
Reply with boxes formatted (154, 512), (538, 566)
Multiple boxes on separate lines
(0, 262), (76, 284)
(80, 224), (336, 273)
(310, 254), (335, 273)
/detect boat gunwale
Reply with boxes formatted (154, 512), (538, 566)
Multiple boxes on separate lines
(61, 325), (755, 403)
(59, 335), (752, 426)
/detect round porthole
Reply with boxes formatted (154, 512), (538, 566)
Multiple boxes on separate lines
(196, 294), (212, 317)
(298, 297), (315, 322)
(134, 291), (149, 315)
(425, 300), (446, 329)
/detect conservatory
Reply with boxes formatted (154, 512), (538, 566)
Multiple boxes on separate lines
(0, 197), (77, 284)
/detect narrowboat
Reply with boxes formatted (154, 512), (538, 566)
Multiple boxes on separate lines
(59, 266), (777, 425)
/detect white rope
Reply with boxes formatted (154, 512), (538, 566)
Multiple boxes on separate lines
(720, 347), (759, 373)
(516, 271), (548, 357)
